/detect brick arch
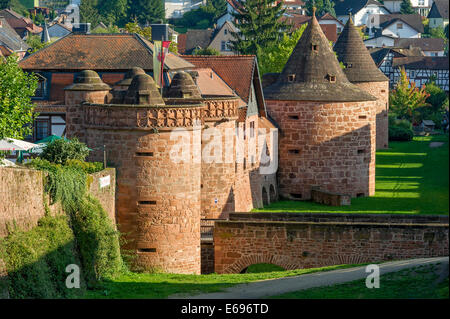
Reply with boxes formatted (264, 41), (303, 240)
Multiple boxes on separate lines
(221, 254), (304, 274)
(262, 187), (269, 206)
(269, 184), (277, 203)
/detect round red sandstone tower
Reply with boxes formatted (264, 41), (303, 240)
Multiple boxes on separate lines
(68, 72), (203, 274)
(334, 16), (390, 150)
(264, 12), (378, 200)
(65, 70), (111, 142)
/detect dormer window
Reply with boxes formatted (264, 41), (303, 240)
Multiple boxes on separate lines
(288, 74), (296, 82)
(311, 44), (319, 52)
(327, 74), (336, 83)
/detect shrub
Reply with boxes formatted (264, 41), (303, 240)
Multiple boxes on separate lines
(66, 159), (104, 174)
(0, 215), (85, 298)
(22, 158), (124, 290)
(40, 138), (90, 165)
(389, 125), (414, 141)
(71, 195), (123, 287)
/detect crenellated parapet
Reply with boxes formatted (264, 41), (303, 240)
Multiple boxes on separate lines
(202, 98), (239, 121)
(81, 103), (204, 130)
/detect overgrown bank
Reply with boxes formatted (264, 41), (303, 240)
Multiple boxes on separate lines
(0, 139), (124, 298)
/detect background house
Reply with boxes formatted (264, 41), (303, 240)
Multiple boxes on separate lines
(38, 22), (71, 40)
(392, 56), (449, 91)
(365, 37), (445, 56)
(0, 8), (42, 38)
(18, 32), (192, 142)
(165, 0), (206, 19)
(384, 0), (434, 17)
(0, 18), (29, 59)
(394, 38), (445, 56)
(207, 20), (237, 55)
(367, 13), (424, 38)
(334, 0), (390, 26)
(427, 0), (449, 29)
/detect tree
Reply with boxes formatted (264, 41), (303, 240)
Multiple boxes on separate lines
(97, 0), (128, 27)
(322, 0), (336, 17)
(125, 21), (152, 40)
(26, 34), (53, 53)
(259, 24), (307, 75)
(400, 0), (415, 14)
(80, 0), (100, 26)
(0, 55), (38, 141)
(193, 47), (221, 55)
(0, 0), (10, 9)
(230, 0), (288, 55)
(304, 0), (335, 17)
(128, 0), (164, 25)
(389, 67), (430, 124)
(206, 0), (227, 20)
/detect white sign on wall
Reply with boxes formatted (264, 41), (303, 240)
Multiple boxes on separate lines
(99, 175), (111, 188)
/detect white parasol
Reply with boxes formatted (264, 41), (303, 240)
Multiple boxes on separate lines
(0, 138), (38, 151)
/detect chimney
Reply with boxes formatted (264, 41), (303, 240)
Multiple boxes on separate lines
(73, 23), (91, 34)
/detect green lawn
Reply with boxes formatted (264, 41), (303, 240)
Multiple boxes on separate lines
(254, 135), (449, 215)
(83, 264), (361, 299)
(270, 263), (449, 299)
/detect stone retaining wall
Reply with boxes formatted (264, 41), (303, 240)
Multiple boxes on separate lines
(214, 213), (449, 274)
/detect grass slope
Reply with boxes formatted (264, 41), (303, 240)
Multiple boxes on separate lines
(254, 135), (449, 215)
(84, 264), (361, 299)
(270, 263), (449, 299)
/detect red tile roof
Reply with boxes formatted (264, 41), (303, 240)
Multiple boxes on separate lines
(19, 33), (193, 71)
(178, 33), (187, 54)
(320, 24), (338, 43)
(183, 55), (257, 103)
(195, 68), (246, 107)
(283, 14), (338, 42)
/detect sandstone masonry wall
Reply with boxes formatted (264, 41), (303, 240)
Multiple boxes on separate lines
(0, 167), (47, 237)
(265, 100), (376, 200)
(355, 81), (389, 150)
(0, 167), (117, 237)
(214, 213), (449, 274)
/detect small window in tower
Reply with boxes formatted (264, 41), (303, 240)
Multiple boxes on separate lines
(359, 115), (367, 119)
(289, 115), (299, 120)
(381, 89), (386, 93)
(357, 149), (365, 154)
(136, 152), (154, 157)
(311, 44), (319, 52)
(327, 74), (336, 83)
(288, 74), (296, 82)
(138, 248), (157, 253)
(138, 200), (157, 205)
(289, 149), (300, 154)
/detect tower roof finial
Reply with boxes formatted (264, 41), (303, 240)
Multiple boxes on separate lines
(312, 6), (317, 17)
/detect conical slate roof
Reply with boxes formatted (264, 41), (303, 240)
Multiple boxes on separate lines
(334, 16), (388, 83)
(264, 11), (376, 102)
